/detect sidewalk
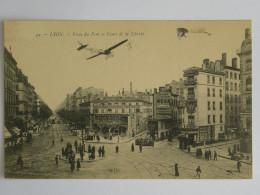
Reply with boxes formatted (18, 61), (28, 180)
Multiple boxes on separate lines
(180, 140), (252, 165)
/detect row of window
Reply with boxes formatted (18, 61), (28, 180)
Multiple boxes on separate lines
(226, 105), (240, 114)
(4, 65), (16, 80)
(7, 106), (17, 117)
(207, 76), (223, 85)
(93, 108), (144, 114)
(208, 114), (223, 124)
(5, 93), (17, 104)
(5, 78), (16, 92)
(226, 82), (239, 91)
(207, 101), (223, 111)
(225, 71), (239, 80)
(225, 94), (239, 103)
(207, 88), (223, 97)
(93, 102), (141, 106)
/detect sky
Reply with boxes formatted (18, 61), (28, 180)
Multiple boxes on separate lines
(4, 20), (251, 110)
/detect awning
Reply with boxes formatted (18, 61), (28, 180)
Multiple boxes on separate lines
(4, 126), (12, 139)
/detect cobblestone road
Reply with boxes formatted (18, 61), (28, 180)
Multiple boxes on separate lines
(5, 124), (252, 179)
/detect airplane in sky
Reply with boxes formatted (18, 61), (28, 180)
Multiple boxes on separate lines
(77, 41), (88, 51)
(86, 39), (128, 60)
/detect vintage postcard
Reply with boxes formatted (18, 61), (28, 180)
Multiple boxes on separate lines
(4, 20), (252, 179)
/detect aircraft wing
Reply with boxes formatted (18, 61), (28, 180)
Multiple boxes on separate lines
(85, 47), (101, 54)
(87, 53), (102, 60)
(105, 39), (128, 53)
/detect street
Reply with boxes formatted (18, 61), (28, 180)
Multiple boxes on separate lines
(5, 124), (252, 179)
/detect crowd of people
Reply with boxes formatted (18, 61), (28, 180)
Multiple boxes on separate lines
(196, 148), (217, 161)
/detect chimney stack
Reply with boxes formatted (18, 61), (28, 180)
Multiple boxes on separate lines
(222, 53), (227, 66)
(232, 58), (237, 68)
(130, 82), (133, 95)
(203, 59), (210, 66)
(245, 28), (251, 40)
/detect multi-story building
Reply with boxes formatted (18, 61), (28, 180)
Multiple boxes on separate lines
(65, 87), (104, 111)
(149, 86), (183, 140)
(224, 57), (240, 136)
(180, 60), (225, 148)
(16, 69), (30, 115)
(165, 78), (185, 128)
(90, 96), (152, 137)
(4, 47), (18, 122)
(237, 28), (252, 132)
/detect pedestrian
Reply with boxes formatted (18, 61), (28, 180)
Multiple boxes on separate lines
(80, 150), (84, 161)
(131, 143), (135, 152)
(17, 154), (23, 166)
(139, 144), (142, 153)
(204, 150), (207, 160)
(199, 148), (203, 157)
(55, 155), (59, 165)
(214, 151), (217, 161)
(237, 160), (241, 173)
(196, 148), (199, 158)
(188, 146), (190, 153)
(118, 136), (119, 143)
(196, 166), (201, 179)
(92, 146), (95, 154)
(116, 145), (119, 153)
(102, 147), (105, 157)
(77, 159), (81, 171)
(60, 136), (63, 142)
(98, 147), (102, 157)
(74, 140), (78, 153)
(88, 144), (91, 153)
(208, 150), (212, 160)
(62, 147), (65, 156)
(71, 160), (75, 172)
(228, 147), (232, 156)
(52, 139), (55, 146)
(175, 163), (179, 177)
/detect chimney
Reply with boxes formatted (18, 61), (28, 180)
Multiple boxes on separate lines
(221, 53), (227, 66)
(154, 88), (157, 94)
(232, 58), (237, 68)
(245, 28), (251, 40)
(130, 82), (133, 95)
(203, 59), (209, 66)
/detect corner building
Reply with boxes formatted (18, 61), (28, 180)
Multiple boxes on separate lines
(181, 61), (225, 146)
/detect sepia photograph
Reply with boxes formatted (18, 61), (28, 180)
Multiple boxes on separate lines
(3, 20), (252, 179)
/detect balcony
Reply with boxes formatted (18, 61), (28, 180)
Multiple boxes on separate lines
(187, 93), (195, 99)
(186, 123), (196, 129)
(184, 79), (197, 86)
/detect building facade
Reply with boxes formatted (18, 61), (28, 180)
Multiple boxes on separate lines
(237, 28), (252, 132)
(4, 47), (18, 122)
(90, 96), (152, 137)
(181, 61), (225, 146)
(224, 58), (240, 136)
(149, 86), (183, 140)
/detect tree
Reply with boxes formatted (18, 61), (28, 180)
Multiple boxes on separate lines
(39, 103), (53, 120)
